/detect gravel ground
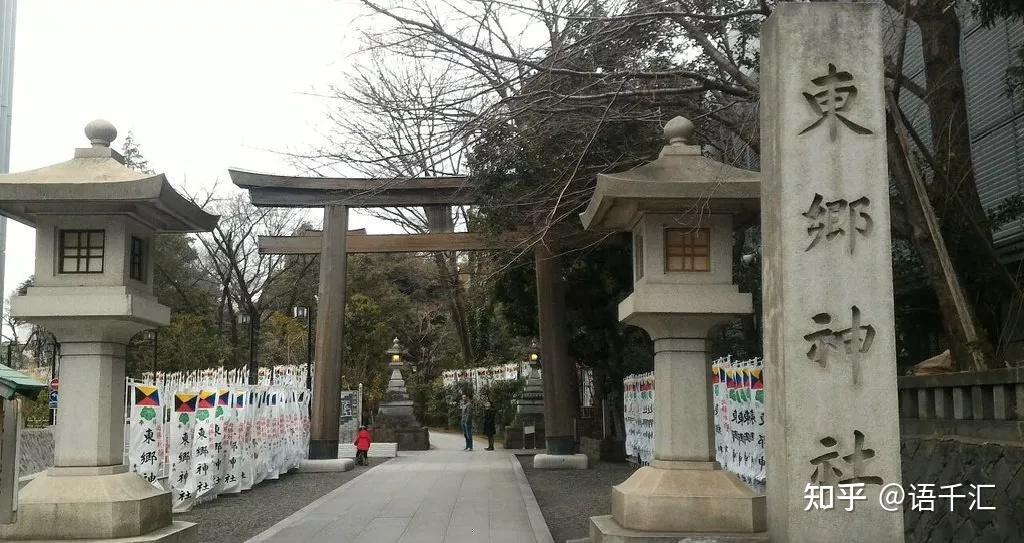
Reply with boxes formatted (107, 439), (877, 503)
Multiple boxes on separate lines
(174, 458), (388, 543)
(519, 455), (636, 543)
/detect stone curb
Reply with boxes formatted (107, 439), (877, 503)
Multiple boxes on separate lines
(511, 453), (556, 543)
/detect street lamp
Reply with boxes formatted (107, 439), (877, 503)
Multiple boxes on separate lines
(142, 329), (158, 380)
(238, 310), (258, 385)
(293, 305), (313, 391)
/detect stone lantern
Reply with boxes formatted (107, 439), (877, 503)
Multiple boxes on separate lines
(0, 120), (217, 542)
(580, 117), (766, 538)
(505, 339), (545, 449)
(375, 337), (430, 450)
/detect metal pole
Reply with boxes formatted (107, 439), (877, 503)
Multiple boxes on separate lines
(152, 330), (158, 378)
(0, 1), (16, 337)
(305, 310), (313, 391)
(247, 312), (258, 385)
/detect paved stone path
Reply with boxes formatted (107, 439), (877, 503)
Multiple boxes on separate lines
(247, 432), (552, 543)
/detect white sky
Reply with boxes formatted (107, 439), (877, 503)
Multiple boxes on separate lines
(3, 0), (405, 298)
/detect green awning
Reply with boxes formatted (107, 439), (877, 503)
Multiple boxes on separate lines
(0, 363), (46, 401)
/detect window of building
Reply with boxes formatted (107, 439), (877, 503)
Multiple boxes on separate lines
(634, 233), (644, 280)
(130, 236), (146, 281)
(60, 230), (105, 274)
(665, 228), (710, 272)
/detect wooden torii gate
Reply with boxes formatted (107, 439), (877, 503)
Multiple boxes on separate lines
(230, 169), (579, 460)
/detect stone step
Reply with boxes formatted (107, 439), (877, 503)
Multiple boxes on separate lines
(338, 442), (398, 458)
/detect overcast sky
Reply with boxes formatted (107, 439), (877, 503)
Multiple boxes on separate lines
(3, 0), (404, 298)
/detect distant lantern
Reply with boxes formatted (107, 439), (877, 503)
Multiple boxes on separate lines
(386, 337), (405, 366)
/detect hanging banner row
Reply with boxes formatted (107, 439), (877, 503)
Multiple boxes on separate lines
(623, 356), (765, 492)
(125, 365), (310, 512)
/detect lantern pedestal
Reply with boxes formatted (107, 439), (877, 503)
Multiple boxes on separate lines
(606, 300), (766, 535)
(0, 290), (196, 541)
(0, 469), (195, 542)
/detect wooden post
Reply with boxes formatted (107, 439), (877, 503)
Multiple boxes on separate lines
(534, 236), (579, 454)
(0, 399), (14, 524)
(308, 205), (348, 459)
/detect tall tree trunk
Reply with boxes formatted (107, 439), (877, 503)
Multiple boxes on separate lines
(887, 111), (991, 371)
(913, 5), (1017, 350)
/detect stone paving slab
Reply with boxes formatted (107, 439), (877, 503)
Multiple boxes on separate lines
(246, 432), (552, 543)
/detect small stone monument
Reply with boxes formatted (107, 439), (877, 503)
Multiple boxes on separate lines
(0, 120), (217, 541)
(761, 3), (903, 541)
(505, 340), (546, 449)
(580, 116), (765, 540)
(374, 338), (430, 450)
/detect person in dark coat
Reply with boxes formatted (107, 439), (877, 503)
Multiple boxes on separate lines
(460, 392), (475, 451)
(482, 400), (497, 451)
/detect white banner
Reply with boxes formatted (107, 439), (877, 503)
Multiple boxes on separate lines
(169, 392), (197, 513)
(625, 358), (765, 491)
(622, 371), (655, 466)
(127, 384), (162, 487)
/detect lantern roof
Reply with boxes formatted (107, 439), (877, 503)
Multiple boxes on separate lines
(0, 119), (218, 232)
(580, 116), (759, 231)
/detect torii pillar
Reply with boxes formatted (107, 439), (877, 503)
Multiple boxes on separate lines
(308, 204), (348, 459)
(532, 234), (588, 469)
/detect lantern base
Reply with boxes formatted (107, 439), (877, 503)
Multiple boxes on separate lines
(611, 466), (765, 533)
(0, 468), (194, 542)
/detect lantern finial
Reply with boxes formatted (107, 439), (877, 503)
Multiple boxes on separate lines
(84, 119), (117, 148)
(663, 116), (695, 146)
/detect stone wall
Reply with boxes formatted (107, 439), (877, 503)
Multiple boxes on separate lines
(902, 437), (1024, 541)
(17, 427), (53, 477)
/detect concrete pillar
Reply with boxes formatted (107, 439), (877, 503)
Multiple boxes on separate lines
(761, 4), (903, 540)
(309, 204), (348, 459)
(952, 387), (973, 420)
(899, 388), (917, 418)
(971, 385), (993, 420)
(916, 389), (935, 420)
(935, 388), (954, 419)
(53, 341), (127, 467)
(992, 385), (1011, 420)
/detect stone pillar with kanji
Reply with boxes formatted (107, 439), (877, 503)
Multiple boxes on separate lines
(761, 3), (904, 541)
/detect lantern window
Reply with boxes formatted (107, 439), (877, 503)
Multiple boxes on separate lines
(665, 228), (710, 272)
(59, 230), (105, 274)
(129, 236), (146, 281)
(634, 232), (644, 280)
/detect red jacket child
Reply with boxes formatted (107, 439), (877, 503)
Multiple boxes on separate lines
(354, 427), (372, 452)
(354, 426), (372, 466)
